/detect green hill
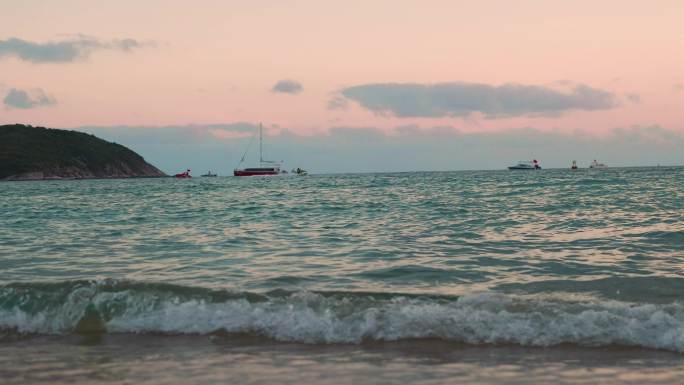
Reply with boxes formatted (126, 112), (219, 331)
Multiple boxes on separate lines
(0, 124), (166, 180)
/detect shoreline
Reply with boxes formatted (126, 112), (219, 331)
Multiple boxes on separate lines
(3, 332), (684, 356)
(2, 334), (683, 385)
(2, 165), (683, 182)
(1, 175), (170, 182)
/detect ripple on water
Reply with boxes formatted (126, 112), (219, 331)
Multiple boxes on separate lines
(0, 168), (682, 299)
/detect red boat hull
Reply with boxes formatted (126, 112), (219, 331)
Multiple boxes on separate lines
(234, 170), (279, 176)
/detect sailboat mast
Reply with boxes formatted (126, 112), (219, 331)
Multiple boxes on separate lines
(259, 123), (263, 165)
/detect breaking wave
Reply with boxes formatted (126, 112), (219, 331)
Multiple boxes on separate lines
(1, 280), (684, 352)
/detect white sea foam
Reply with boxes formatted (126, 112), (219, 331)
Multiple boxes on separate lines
(2, 289), (684, 352)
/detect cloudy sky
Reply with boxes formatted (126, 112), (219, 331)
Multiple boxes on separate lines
(2, 0), (683, 173)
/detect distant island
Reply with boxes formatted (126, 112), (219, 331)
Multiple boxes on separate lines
(0, 124), (166, 180)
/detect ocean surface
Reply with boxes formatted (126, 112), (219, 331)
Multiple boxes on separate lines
(1, 167), (683, 384)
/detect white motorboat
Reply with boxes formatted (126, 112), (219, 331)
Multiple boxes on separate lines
(589, 160), (608, 169)
(508, 160), (541, 170)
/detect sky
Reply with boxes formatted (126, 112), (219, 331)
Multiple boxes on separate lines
(1, 0), (683, 173)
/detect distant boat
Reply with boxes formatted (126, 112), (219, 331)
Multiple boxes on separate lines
(175, 169), (192, 178)
(509, 160), (541, 170)
(201, 171), (217, 177)
(292, 167), (308, 176)
(589, 160), (608, 169)
(571, 160), (578, 170)
(234, 123), (282, 176)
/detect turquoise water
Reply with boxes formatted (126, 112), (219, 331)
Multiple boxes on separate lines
(1, 168), (684, 384)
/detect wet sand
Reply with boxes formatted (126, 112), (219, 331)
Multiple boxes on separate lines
(2, 334), (682, 385)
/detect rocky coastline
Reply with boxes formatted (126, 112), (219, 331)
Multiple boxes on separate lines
(1, 124), (166, 181)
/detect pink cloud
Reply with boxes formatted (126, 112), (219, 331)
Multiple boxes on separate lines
(207, 128), (253, 139)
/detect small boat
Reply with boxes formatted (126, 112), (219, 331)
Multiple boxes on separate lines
(571, 160), (578, 170)
(589, 160), (608, 169)
(234, 123), (282, 177)
(508, 160), (541, 170)
(175, 169), (192, 178)
(201, 171), (217, 177)
(292, 167), (308, 176)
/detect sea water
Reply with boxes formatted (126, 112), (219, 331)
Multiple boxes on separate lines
(1, 168), (683, 384)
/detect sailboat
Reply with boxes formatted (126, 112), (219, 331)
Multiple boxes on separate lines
(234, 123), (282, 176)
